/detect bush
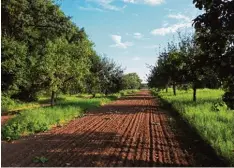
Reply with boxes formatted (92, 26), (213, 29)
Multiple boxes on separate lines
(1, 96), (40, 113)
(1, 96), (16, 112)
(211, 100), (228, 112)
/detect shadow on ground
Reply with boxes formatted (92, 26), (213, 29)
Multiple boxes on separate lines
(2, 129), (225, 167)
(1, 91), (227, 167)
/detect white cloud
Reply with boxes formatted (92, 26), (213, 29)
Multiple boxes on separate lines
(85, 0), (163, 12)
(168, 14), (191, 22)
(123, 0), (164, 6)
(144, 0), (164, 5)
(110, 35), (133, 49)
(133, 32), (144, 39)
(132, 56), (141, 61)
(151, 23), (191, 36)
(151, 10), (195, 36)
(86, 0), (125, 11)
(124, 0), (136, 3)
(79, 6), (104, 12)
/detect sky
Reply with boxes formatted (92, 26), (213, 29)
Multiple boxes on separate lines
(59, 0), (202, 83)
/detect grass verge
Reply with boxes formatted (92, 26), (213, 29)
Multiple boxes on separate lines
(2, 89), (139, 140)
(151, 88), (234, 166)
(1, 96), (41, 113)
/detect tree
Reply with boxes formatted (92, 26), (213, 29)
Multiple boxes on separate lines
(1, 0), (74, 101)
(1, 0), (97, 104)
(1, 0), (134, 106)
(99, 57), (124, 95)
(147, 32), (221, 101)
(193, 0), (234, 107)
(85, 56), (125, 97)
(122, 73), (142, 90)
(41, 35), (93, 106)
(85, 53), (102, 97)
(1, 37), (28, 97)
(148, 41), (185, 96)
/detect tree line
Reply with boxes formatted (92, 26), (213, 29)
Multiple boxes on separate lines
(1, 0), (142, 106)
(147, 0), (234, 108)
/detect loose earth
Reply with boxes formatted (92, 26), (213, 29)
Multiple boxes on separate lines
(1, 90), (224, 167)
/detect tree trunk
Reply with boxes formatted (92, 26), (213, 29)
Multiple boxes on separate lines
(92, 93), (96, 98)
(173, 82), (176, 96)
(193, 85), (197, 102)
(51, 91), (55, 106)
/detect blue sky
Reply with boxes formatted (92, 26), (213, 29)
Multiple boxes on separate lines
(59, 0), (201, 82)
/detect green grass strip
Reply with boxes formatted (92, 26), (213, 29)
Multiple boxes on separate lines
(2, 89), (139, 141)
(151, 88), (234, 166)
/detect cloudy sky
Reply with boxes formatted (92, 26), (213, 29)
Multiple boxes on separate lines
(60, 0), (201, 82)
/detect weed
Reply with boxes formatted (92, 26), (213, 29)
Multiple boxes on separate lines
(33, 156), (48, 163)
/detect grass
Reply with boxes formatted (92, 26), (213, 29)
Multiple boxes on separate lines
(152, 88), (234, 166)
(1, 96), (42, 113)
(1, 89), (139, 113)
(1, 89), (139, 140)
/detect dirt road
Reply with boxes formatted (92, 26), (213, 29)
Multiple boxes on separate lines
(1, 90), (224, 167)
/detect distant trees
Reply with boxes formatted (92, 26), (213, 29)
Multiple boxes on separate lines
(85, 56), (124, 97)
(148, 0), (233, 108)
(147, 33), (221, 102)
(122, 73), (142, 90)
(1, 0), (127, 106)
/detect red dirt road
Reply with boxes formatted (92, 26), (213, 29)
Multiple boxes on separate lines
(1, 90), (224, 167)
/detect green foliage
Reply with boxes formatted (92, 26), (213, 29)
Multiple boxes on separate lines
(1, 96), (40, 113)
(1, 0), (129, 104)
(2, 0), (75, 101)
(193, 0), (234, 92)
(1, 96), (17, 112)
(147, 33), (221, 100)
(33, 156), (48, 163)
(153, 88), (234, 166)
(119, 89), (139, 96)
(1, 37), (28, 97)
(211, 101), (228, 112)
(98, 57), (124, 95)
(122, 73), (142, 90)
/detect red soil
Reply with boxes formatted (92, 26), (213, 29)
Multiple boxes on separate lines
(1, 115), (14, 125)
(1, 90), (225, 167)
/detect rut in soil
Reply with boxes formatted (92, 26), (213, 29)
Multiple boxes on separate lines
(1, 90), (225, 167)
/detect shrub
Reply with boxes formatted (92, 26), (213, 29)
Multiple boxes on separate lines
(211, 100), (228, 112)
(1, 96), (17, 112)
